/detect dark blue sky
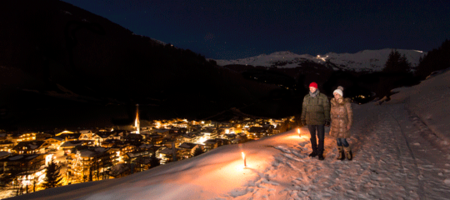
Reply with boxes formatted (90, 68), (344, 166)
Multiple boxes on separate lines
(61, 0), (450, 59)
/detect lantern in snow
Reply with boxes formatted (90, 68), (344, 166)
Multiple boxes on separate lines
(242, 152), (247, 167)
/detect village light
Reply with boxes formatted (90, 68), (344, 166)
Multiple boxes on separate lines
(241, 152), (246, 167)
(45, 154), (53, 166)
(198, 136), (207, 145)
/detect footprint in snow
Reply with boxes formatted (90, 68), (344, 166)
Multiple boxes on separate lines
(285, 161), (299, 170)
(256, 182), (267, 189)
(274, 156), (284, 163)
(274, 146), (291, 153)
(445, 179), (450, 185)
(283, 153), (302, 162)
(228, 188), (248, 198)
(267, 174), (277, 179)
(291, 151), (306, 159)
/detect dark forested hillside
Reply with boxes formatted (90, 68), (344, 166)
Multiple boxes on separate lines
(0, 0), (279, 130)
(415, 39), (450, 79)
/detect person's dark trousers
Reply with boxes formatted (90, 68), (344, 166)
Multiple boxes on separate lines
(336, 138), (349, 147)
(308, 125), (325, 154)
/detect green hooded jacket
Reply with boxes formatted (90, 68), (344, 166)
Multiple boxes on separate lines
(301, 92), (330, 125)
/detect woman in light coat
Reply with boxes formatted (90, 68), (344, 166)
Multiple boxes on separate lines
(329, 86), (353, 160)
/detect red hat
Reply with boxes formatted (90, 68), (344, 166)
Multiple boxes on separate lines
(309, 82), (318, 89)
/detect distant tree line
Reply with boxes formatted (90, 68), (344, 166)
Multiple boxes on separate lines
(415, 39), (450, 79)
(391, 39), (450, 80)
(376, 39), (450, 101)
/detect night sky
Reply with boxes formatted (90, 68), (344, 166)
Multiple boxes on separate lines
(61, 0), (450, 59)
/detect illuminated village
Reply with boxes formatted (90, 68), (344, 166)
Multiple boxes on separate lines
(0, 105), (293, 198)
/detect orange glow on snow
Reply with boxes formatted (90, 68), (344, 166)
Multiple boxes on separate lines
(286, 132), (309, 140)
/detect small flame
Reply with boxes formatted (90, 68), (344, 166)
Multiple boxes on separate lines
(241, 152), (245, 159)
(297, 128), (300, 134)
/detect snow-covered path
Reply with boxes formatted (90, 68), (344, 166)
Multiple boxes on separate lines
(10, 71), (450, 200)
(216, 102), (450, 200)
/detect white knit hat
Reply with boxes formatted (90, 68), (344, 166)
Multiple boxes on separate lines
(333, 88), (343, 97)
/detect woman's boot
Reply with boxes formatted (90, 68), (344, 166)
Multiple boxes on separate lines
(337, 146), (345, 160)
(344, 146), (352, 161)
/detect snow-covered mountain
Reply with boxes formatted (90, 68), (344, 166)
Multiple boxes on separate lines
(12, 70), (450, 200)
(215, 49), (426, 72)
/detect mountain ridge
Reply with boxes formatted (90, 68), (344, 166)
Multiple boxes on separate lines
(214, 48), (425, 72)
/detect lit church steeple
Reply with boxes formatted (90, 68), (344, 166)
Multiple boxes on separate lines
(135, 104), (140, 134)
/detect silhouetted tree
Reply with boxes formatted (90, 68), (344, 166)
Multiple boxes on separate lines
(373, 50), (415, 100)
(194, 147), (204, 156)
(150, 154), (160, 168)
(382, 50), (410, 74)
(43, 161), (62, 189)
(416, 39), (450, 79)
(0, 170), (19, 195)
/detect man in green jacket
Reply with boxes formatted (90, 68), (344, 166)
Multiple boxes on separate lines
(301, 82), (330, 160)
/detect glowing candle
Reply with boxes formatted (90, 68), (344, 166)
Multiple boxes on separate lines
(297, 128), (301, 135)
(242, 152), (246, 167)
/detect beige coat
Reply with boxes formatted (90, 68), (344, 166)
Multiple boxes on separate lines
(329, 97), (353, 138)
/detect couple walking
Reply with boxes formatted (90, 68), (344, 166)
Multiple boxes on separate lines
(301, 82), (353, 161)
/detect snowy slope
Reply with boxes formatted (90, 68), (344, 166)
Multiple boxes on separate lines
(390, 69), (450, 152)
(10, 71), (450, 200)
(214, 49), (425, 72)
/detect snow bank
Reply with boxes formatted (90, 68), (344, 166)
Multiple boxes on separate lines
(391, 69), (450, 149)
